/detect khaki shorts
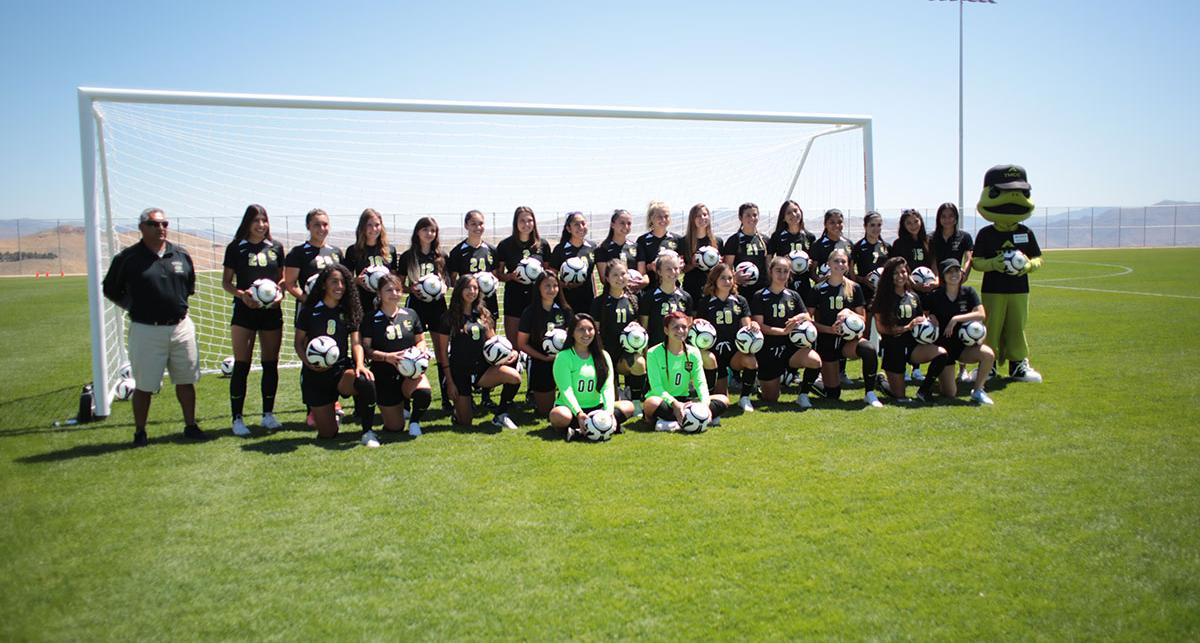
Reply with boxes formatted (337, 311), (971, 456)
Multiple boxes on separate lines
(128, 317), (200, 392)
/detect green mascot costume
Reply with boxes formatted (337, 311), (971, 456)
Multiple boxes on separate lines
(972, 164), (1043, 382)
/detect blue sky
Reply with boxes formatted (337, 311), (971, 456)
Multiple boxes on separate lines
(2, 0), (1197, 220)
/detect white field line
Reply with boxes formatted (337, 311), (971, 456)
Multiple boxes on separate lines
(1033, 260), (1200, 300)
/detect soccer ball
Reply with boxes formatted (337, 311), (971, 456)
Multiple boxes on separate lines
(911, 318), (939, 345)
(583, 410), (617, 441)
(482, 336), (514, 365)
(735, 261), (759, 284)
(117, 362), (132, 380)
(687, 319), (717, 350)
(415, 274), (446, 303)
(626, 268), (645, 287)
(619, 322), (649, 353)
(781, 370), (800, 387)
(868, 267), (883, 289)
(788, 320), (818, 347)
(734, 325), (764, 354)
(695, 246), (721, 271)
(474, 272), (498, 298)
(219, 356), (235, 377)
(304, 273), (319, 295)
(1002, 249), (1029, 275)
(816, 263), (831, 280)
(958, 320), (987, 346)
(788, 249), (811, 274)
(542, 328), (567, 355)
(839, 313), (866, 340)
(911, 266), (937, 287)
(113, 378), (136, 401)
(515, 257), (544, 285)
(679, 402), (712, 433)
(305, 336), (340, 368)
(560, 256), (589, 284)
(397, 347), (431, 378)
(249, 278), (279, 306)
(361, 266), (391, 293)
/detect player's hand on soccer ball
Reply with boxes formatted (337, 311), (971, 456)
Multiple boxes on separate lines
(240, 290), (262, 309)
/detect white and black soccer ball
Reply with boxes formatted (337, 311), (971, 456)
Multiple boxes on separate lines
(816, 263), (832, 280)
(619, 322), (649, 354)
(474, 272), (498, 298)
(117, 362), (132, 380)
(868, 267), (883, 289)
(1002, 249), (1029, 276)
(482, 336), (514, 365)
(304, 273), (319, 295)
(839, 313), (866, 340)
(735, 261), (759, 284)
(695, 246), (721, 271)
(219, 356), (235, 377)
(734, 325), (764, 354)
(688, 319), (717, 350)
(515, 257), (544, 285)
(911, 266), (937, 287)
(560, 256), (589, 285)
(249, 278), (279, 306)
(583, 409), (617, 442)
(305, 336), (340, 368)
(362, 266), (391, 293)
(780, 370), (799, 387)
(415, 274), (446, 303)
(958, 320), (987, 346)
(911, 319), (939, 345)
(788, 320), (818, 348)
(113, 378), (136, 401)
(397, 347), (431, 378)
(788, 249), (811, 274)
(541, 328), (568, 355)
(626, 268), (645, 287)
(679, 402), (712, 434)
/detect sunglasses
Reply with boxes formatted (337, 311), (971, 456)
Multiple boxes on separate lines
(141, 220), (169, 229)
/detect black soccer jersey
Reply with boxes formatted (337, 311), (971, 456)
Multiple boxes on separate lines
(295, 300), (353, 364)
(681, 235), (721, 308)
(361, 306), (424, 354)
(223, 238), (284, 291)
(343, 243), (399, 276)
(808, 235), (853, 272)
(750, 287), (807, 346)
(721, 230), (769, 292)
(497, 236), (552, 314)
(768, 228), (816, 257)
(397, 248), (445, 281)
(974, 224), (1041, 294)
(635, 231), (684, 267)
(891, 235), (933, 270)
(446, 239), (498, 278)
(932, 230), (974, 266)
(878, 290), (923, 336)
(810, 280), (867, 327)
(700, 294), (751, 343)
(594, 238), (638, 269)
(550, 239), (598, 313)
(518, 301), (570, 348)
(284, 242), (344, 286)
(851, 238), (890, 277)
(436, 310), (490, 362)
(923, 285), (982, 331)
(590, 293), (638, 357)
(638, 286), (692, 348)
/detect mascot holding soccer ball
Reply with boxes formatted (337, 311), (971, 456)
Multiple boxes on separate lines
(971, 164), (1043, 382)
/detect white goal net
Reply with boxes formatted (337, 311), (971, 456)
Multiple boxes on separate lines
(80, 88), (873, 417)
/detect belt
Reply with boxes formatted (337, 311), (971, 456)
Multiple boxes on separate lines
(135, 316), (186, 326)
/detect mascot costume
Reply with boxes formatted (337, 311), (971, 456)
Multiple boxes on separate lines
(971, 164), (1043, 382)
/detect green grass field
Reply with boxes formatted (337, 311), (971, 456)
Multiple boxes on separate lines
(1, 247), (1198, 640)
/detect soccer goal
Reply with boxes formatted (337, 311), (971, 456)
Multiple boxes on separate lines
(78, 87), (873, 417)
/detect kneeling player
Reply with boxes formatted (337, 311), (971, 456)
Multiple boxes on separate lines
(808, 249), (882, 408)
(924, 259), (996, 404)
(872, 257), (951, 402)
(643, 311), (729, 432)
(549, 313), (635, 441)
(438, 274), (522, 429)
(361, 274), (432, 443)
(752, 257), (822, 408)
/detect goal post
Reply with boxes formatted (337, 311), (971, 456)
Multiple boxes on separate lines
(78, 86), (873, 418)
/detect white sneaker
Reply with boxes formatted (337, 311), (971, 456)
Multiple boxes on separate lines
(361, 430), (381, 448)
(959, 367), (974, 384)
(812, 375), (824, 390)
(971, 389), (995, 405)
(408, 421), (422, 437)
(739, 397), (754, 413)
(1009, 359), (1043, 383)
(260, 412), (282, 431)
(864, 391), (883, 408)
(667, 421), (681, 432)
(911, 367), (924, 382)
(565, 426), (576, 442)
(797, 394), (812, 410)
(654, 419), (672, 432)
(493, 413), (518, 430)
(709, 416), (721, 427)
(231, 417), (250, 437)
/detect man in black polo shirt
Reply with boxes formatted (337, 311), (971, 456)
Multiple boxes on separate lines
(103, 208), (207, 446)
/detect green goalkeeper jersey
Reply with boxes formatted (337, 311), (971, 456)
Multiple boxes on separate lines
(552, 348), (615, 414)
(644, 343), (708, 405)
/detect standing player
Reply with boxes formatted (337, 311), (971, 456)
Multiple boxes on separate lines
(446, 209), (500, 320)
(343, 208), (399, 319)
(397, 216), (450, 407)
(680, 203), (722, 312)
(768, 200), (817, 303)
(698, 263), (759, 409)
(361, 274), (432, 440)
(923, 259), (995, 404)
(220, 204), (286, 436)
(638, 250), (692, 350)
(549, 211), (598, 316)
(751, 257), (822, 409)
(931, 202), (974, 278)
(590, 262), (646, 402)
(635, 201), (684, 290)
(722, 202), (769, 295)
(517, 269), (572, 417)
(807, 249), (882, 408)
(891, 209), (937, 290)
(870, 257), (952, 402)
(550, 313), (636, 442)
(294, 264), (376, 441)
(438, 274), (522, 430)
(808, 209), (854, 283)
(850, 210), (890, 305)
(593, 209), (640, 284)
(282, 208), (343, 309)
(496, 206), (552, 347)
(643, 311), (730, 432)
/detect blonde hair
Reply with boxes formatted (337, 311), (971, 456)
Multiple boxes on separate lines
(645, 200), (670, 230)
(829, 248), (855, 300)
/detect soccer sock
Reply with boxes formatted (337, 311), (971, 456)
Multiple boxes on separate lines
(801, 368), (820, 395)
(613, 408), (629, 426)
(436, 365), (450, 407)
(627, 374), (647, 401)
(409, 388), (431, 424)
(704, 368), (718, 391)
(856, 343), (878, 392)
(230, 360), (251, 420)
(260, 361), (278, 413)
(919, 354), (954, 396)
(840, 358), (847, 376)
(353, 375), (376, 432)
(497, 382), (519, 414)
(708, 398), (729, 418)
(739, 369), (757, 397)
(654, 404), (677, 422)
(826, 386), (842, 400)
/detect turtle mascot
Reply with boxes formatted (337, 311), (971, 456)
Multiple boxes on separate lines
(971, 164), (1043, 382)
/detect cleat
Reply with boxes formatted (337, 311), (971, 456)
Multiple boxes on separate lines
(667, 421), (681, 432)
(1009, 359), (1043, 383)
(183, 424), (211, 440)
(493, 413), (518, 430)
(132, 430), (148, 447)
(709, 416), (721, 427)
(971, 389), (995, 405)
(654, 419), (672, 432)
(261, 412), (282, 431)
(839, 373), (853, 387)
(863, 391), (883, 408)
(910, 367), (924, 382)
(915, 389), (931, 404)
(231, 417), (250, 437)
(958, 366), (972, 383)
(738, 397), (754, 413)
(565, 426), (575, 442)
(361, 430), (381, 448)
(408, 421), (422, 437)
(797, 393), (812, 410)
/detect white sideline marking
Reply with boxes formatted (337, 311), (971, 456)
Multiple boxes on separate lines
(1033, 283), (1200, 300)
(1037, 260), (1134, 283)
(1030, 259), (1200, 299)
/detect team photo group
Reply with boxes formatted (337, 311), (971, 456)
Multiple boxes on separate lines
(101, 164), (1046, 447)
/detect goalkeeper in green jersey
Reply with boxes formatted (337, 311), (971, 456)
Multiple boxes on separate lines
(550, 313), (636, 442)
(643, 311), (730, 432)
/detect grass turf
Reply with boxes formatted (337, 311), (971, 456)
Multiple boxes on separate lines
(0, 247), (1198, 639)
